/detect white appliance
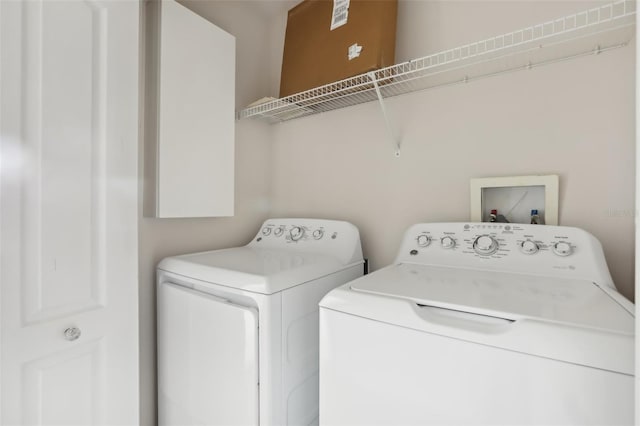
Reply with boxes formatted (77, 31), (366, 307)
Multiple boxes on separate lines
(319, 223), (634, 425)
(157, 218), (363, 426)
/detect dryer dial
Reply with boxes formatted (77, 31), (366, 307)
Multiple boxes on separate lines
(261, 227), (272, 236)
(312, 229), (324, 240)
(274, 226), (285, 237)
(416, 234), (431, 247)
(473, 235), (498, 255)
(290, 226), (305, 241)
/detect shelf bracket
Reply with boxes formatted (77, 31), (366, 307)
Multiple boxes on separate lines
(368, 72), (401, 157)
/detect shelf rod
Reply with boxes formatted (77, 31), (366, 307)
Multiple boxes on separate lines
(368, 71), (401, 157)
(240, 41), (628, 122)
(448, 42), (626, 89)
(238, 0), (634, 122)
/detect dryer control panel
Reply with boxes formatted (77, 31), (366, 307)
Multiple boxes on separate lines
(249, 218), (364, 266)
(396, 223), (614, 289)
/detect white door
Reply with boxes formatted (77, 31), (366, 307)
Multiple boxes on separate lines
(0, 0), (139, 424)
(157, 282), (259, 426)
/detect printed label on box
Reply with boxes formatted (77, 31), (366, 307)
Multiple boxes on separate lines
(330, 0), (350, 30)
(348, 43), (363, 60)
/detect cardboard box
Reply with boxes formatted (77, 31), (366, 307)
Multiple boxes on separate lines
(279, 0), (398, 98)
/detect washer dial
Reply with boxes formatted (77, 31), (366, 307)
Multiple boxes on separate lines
(290, 226), (305, 241)
(519, 239), (539, 255)
(274, 226), (285, 237)
(416, 234), (431, 247)
(261, 227), (272, 236)
(440, 236), (456, 249)
(312, 229), (324, 240)
(473, 235), (499, 255)
(553, 241), (573, 257)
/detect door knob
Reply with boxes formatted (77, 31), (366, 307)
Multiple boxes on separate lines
(64, 327), (81, 341)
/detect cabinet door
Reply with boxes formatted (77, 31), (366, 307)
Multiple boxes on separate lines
(152, 0), (235, 218)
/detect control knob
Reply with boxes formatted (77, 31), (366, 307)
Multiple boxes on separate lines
(440, 236), (456, 249)
(473, 235), (499, 255)
(290, 226), (305, 241)
(416, 234), (431, 247)
(261, 227), (272, 236)
(553, 241), (573, 257)
(274, 226), (285, 237)
(519, 239), (539, 255)
(312, 229), (324, 240)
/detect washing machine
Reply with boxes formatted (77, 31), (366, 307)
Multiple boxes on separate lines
(157, 218), (363, 426)
(319, 222), (634, 425)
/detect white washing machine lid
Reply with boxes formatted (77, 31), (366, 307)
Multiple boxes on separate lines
(158, 246), (350, 294)
(321, 263), (634, 374)
(351, 263), (634, 333)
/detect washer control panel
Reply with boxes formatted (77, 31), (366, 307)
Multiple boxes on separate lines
(407, 223), (577, 259)
(398, 222), (613, 286)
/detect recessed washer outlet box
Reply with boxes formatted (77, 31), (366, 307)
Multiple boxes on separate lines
(470, 175), (559, 225)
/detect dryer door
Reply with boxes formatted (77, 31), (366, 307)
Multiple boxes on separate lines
(158, 282), (259, 426)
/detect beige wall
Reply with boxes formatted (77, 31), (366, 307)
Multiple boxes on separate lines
(138, 0), (635, 424)
(270, 50), (635, 293)
(267, 0), (635, 301)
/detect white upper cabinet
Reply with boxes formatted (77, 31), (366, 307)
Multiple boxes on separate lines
(146, 0), (235, 218)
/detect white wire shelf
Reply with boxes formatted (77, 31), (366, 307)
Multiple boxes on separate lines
(238, 0), (636, 123)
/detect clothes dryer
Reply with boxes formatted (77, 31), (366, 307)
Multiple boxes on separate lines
(319, 223), (633, 425)
(158, 218), (363, 426)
